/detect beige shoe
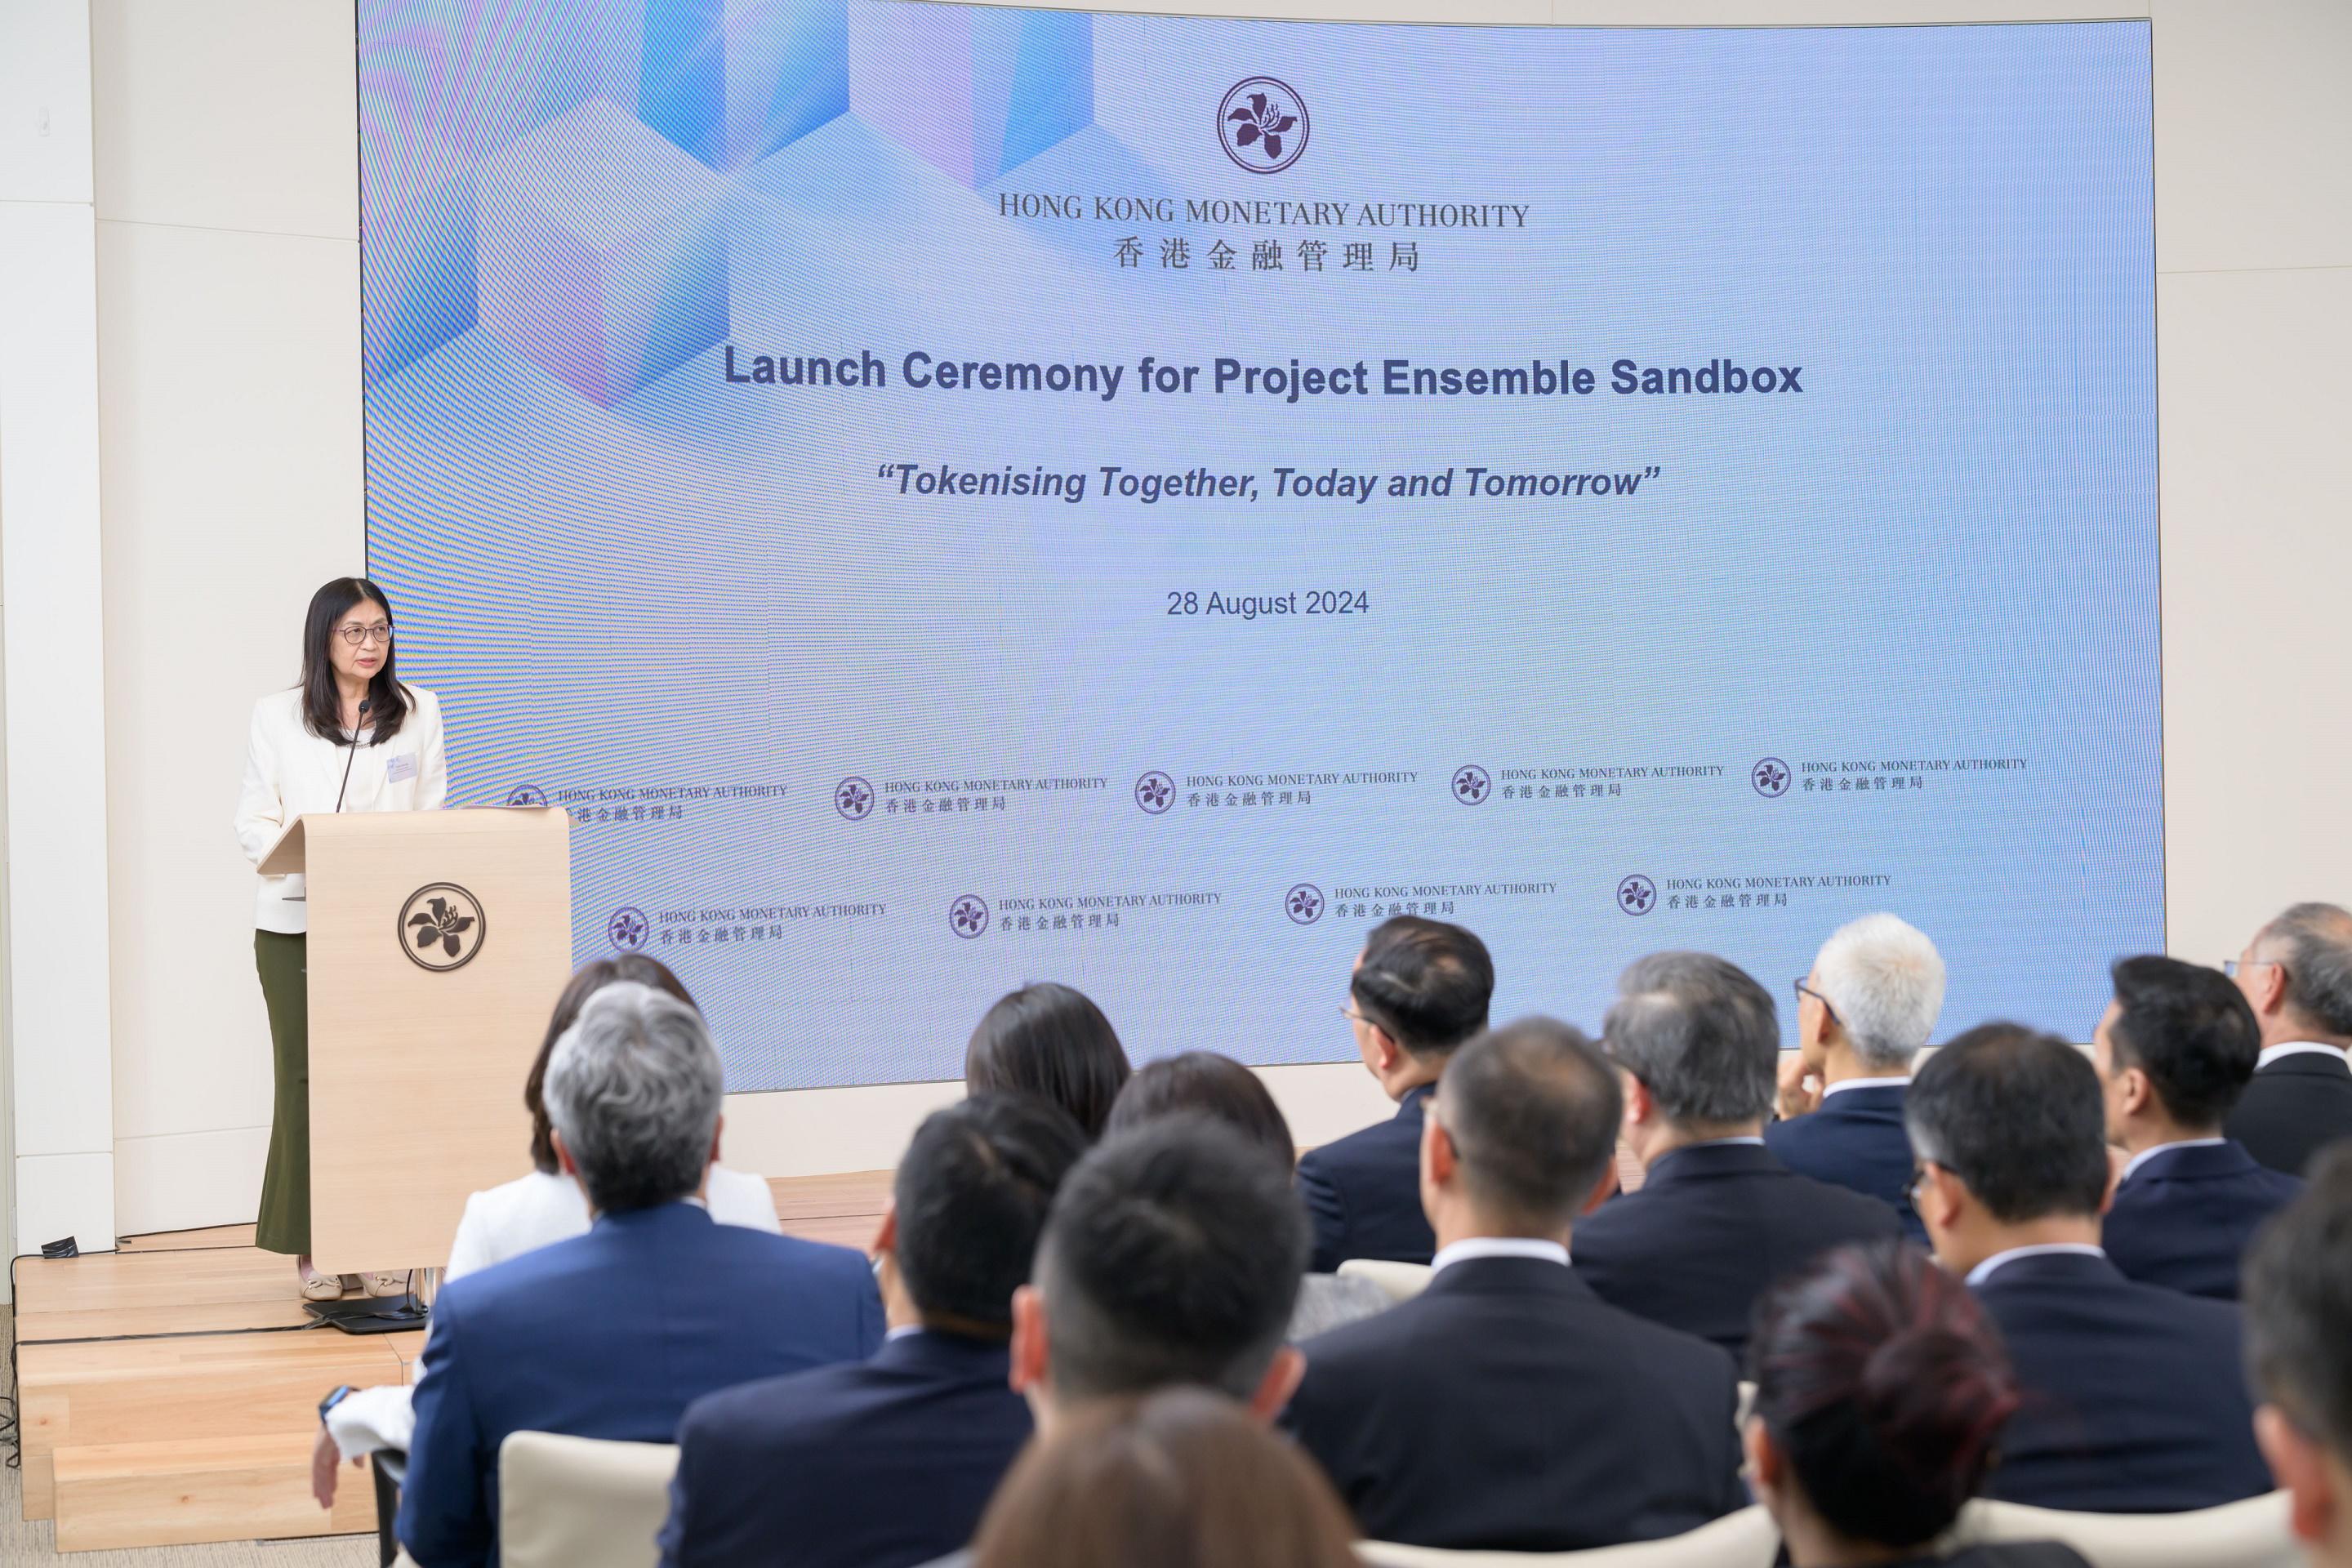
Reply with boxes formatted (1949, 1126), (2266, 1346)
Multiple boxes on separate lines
(366, 1271), (412, 1298)
(299, 1266), (345, 1302)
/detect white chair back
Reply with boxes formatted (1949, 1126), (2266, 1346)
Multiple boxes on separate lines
(1337, 1258), (1436, 1303)
(1944, 1490), (2298, 1568)
(497, 1430), (679, 1568)
(1356, 1504), (1780, 1567)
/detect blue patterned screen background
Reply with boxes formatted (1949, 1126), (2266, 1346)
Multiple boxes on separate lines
(360, 7), (2161, 1090)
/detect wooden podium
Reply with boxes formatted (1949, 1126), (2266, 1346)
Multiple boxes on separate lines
(259, 807), (572, 1276)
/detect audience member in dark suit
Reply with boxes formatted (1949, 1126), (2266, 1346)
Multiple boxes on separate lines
(1746, 1241), (2088, 1568)
(2225, 903), (2352, 1175)
(658, 1094), (1089, 1568)
(396, 983), (883, 1568)
(911, 1116), (1313, 1568)
(1106, 1053), (1391, 1340)
(1575, 953), (1901, 1361)
(1296, 915), (1494, 1272)
(2094, 955), (2301, 1299)
(1767, 913), (1945, 1242)
(1907, 1026), (2273, 1513)
(1285, 1018), (1747, 1552)
(964, 982), (1132, 1140)
(2244, 1147), (2352, 1568)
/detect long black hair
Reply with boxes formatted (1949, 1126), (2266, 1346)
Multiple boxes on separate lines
(299, 577), (412, 743)
(964, 983), (1132, 1140)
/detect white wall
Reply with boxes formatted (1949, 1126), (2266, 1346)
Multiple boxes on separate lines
(2, 0), (116, 1277)
(75, 0), (2352, 1225)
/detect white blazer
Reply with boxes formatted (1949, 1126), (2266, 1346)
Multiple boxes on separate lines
(325, 1166), (785, 1459)
(234, 684), (447, 933)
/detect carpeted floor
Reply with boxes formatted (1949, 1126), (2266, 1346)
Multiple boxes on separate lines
(1, 1304), (376, 1567)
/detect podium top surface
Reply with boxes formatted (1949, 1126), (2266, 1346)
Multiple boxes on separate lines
(257, 805), (568, 876)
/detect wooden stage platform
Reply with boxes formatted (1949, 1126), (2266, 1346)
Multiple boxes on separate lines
(11, 1173), (891, 1554)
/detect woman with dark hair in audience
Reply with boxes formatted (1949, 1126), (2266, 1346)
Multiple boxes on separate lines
(311, 955), (779, 1506)
(1107, 1051), (1392, 1339)
(964, 982), (1131, 1139)
(971, 1388), (1359, 1568)
(1748, 1241), (2089, 1568)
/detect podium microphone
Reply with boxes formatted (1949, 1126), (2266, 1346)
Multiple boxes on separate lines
(333, 696), (372, 813)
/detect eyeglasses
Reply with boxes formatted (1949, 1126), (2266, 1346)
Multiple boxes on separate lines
(1339, 1004), (1373, 1027)
(336, 623), (393, 646)
(1793, 978), (1841, 1028)
(1907, 1163), (1935, 1207)
(2222, 958), (2284, 981)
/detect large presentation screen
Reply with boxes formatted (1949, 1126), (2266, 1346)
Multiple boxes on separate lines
(359, 8), (2160, 1089)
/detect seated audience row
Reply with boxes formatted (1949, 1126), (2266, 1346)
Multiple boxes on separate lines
(367, 898), (2352, 1568)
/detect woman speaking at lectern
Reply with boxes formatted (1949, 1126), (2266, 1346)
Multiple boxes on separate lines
(234, 578), (446, 1300)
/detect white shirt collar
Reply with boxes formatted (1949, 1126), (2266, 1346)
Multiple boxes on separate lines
(1682, 1135), (1766, 1147)
(1822, 1076), (1910, 1099)
(884, 1324), (924, 1342)
(1431, 1236), (1570, 1274)
(1965, 1243), (2106, 1286)
(2118, 1137), (2228, 1186)
(2259, 1042), (2350, 1070)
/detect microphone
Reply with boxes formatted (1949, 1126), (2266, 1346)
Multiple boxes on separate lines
(334, 696), (372, 813)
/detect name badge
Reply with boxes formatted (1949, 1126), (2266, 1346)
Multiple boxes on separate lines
(386, 753), (419, 785)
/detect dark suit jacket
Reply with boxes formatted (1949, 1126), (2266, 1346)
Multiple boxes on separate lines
(1284, 1255), (1746, 1551)
(658, 1330), (1028, 1568)
(1764, 1083), (1927, 1244)
(1970, 1250), (2271, 1513)
(2226, 1049), (2352, 1175)
(1891, 1550), (2091, 1568)
(398, 1202), (884, 1568)
(2103, 1140), (2301, 1301)
(1296, 1083), (1437, 1273)
(1574, 1142), (1904, 1362)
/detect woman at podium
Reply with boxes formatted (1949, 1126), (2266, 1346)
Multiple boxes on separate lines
(234, 577), (446, 1299)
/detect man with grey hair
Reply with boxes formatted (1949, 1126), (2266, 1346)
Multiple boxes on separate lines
(1766, 913), (1945, 1240)
(1575, 951), (1900, 1360)
(398, 983), (882, 1568)
(2227, 902), (2352, 1175)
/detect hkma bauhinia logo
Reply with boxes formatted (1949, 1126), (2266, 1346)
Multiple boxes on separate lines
(400, 882), (486, 972)
(1219, 78), (1308, 174)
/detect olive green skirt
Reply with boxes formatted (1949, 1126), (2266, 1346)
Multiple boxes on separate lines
(254, 929), (310, 1254)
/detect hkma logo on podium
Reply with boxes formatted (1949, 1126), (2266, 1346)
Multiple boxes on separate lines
(1219, 78), (1308, 174)
(401, 883), (487, 972)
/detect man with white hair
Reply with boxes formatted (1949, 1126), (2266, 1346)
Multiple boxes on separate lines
(396, 983), (883, 1568)
(1767, 913), (1946, 1241)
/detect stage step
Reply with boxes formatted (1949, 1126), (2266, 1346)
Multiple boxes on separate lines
(19, 1329), (403, 1522)
(51, 1432), (376, 1552)
(14, 1245), (311, 1343)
